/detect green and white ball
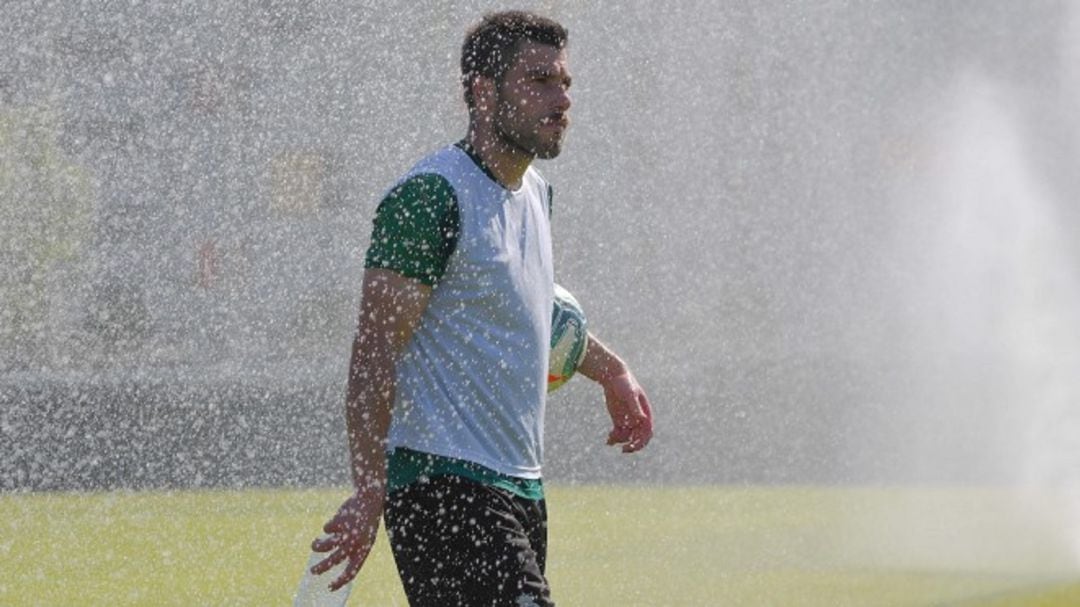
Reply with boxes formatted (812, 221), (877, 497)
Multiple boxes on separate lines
(548, 283), (589, 392)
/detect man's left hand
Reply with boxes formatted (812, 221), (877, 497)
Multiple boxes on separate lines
(600, 371), (653, 453)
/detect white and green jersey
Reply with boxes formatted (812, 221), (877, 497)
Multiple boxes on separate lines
(364, 142), (554, 491)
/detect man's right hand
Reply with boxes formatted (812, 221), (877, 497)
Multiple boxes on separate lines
(310, 489), (385, 592)
(314, 269), (430, 591)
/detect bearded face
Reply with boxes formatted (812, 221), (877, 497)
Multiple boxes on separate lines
(491, 41), (572, 159)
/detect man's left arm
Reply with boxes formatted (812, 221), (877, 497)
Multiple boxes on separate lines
(575, 332), (653, 453)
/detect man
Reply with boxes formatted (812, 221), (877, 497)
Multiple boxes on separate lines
(311, 10), (653, 606)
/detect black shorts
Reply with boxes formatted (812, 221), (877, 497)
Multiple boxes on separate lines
(383, 474), (554, 607)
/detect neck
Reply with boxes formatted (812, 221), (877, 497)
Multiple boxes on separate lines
(465, 123), (534, 190)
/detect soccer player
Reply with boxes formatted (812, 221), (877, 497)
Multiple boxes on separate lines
(310, 10), (653, 606)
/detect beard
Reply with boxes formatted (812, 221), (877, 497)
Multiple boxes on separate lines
(493, 92), (565, 160)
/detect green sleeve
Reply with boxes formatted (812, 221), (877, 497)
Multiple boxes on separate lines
(363, 173), (460, 286)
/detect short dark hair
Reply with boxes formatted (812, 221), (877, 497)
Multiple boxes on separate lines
(460, 10), (568, 109)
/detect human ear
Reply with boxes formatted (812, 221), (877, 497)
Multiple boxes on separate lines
(472, 75), (497, 113)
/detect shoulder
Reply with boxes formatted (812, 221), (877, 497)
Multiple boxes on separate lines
(408, 145), (476, 185)
(373, 172), (460, 244)
(384, 172), (457, 210)
(366, 172), (461, 286)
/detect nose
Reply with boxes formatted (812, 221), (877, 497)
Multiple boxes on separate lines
(555, 87), (571, 112)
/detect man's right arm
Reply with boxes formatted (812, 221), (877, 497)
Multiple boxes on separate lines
(344, 268), (431, 492)
(309, 172), (455, 591)
(310, 268), (431, 591)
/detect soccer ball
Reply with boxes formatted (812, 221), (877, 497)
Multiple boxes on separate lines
(548, 283), (589, 392)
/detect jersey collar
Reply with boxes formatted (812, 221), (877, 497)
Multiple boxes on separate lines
(455, 139), (506, 189)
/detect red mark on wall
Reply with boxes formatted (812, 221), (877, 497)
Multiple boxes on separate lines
(196, 239), (218, 289)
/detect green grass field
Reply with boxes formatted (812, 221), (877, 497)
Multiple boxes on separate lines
(2, 485), (1078, 606)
